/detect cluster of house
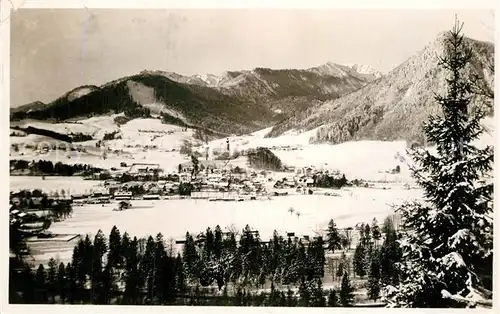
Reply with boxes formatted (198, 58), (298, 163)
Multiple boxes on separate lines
(10, 191), (72, 208)
(273, 166), (344, 188)
(79, 159), (349, 204)
(86, 162), (162, 180)
(267, 145), (304, 151)
(9, 191), (73, 234)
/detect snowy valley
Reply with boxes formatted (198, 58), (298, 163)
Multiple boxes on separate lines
(8, 23), (495, 309)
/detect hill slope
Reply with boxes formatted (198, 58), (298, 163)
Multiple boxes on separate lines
(10, 74), (275, 136)
(11, 62), (380, 136)
(266, 34), (494, 144)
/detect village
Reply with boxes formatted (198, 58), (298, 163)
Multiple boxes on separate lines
(67, 159), (348, 206)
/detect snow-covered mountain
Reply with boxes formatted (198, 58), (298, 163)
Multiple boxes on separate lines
(155, 63), (381, 90)
(308, 62), (382, 81)
(266, 33), (494, 144)
(11, 71), (275, 136)
(12, 62), (380, 133)
(345, 63), (383, 79)
(140, 64), (380, 116)
(186, 73), (223, 86)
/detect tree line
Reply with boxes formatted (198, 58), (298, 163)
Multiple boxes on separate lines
(10, 223), (367, 306)
(313, 173), (348, 189)
(10, 126), (92, 143)
(10, 160), (104, 177)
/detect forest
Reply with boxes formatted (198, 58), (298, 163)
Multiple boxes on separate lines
(9, 217), (401, 306)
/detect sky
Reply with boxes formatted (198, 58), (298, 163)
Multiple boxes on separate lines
(10, 8), (495, 107)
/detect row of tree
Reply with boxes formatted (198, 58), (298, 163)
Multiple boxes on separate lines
(352, 218), (401, 302)
(10, 126), (92, 143)
(9, 225), (358, 306)
(182, 225), (326, 291)
(10, 160), (103, 177)
(313, 173), (348, 189)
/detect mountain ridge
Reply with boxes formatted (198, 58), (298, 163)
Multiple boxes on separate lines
(265, 34), (494, 144)
(11, 61), (379, 136)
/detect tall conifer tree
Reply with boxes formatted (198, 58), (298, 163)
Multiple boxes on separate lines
(385, 20), (494, 308)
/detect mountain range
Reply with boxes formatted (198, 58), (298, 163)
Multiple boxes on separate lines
(11, 62), (379, 136)
(10, 32), (494, 144)
(267, 33), (494, 144)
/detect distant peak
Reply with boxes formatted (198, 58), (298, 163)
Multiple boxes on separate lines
(343, 63), (383, 78)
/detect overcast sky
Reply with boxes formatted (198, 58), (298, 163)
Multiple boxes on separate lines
(10, 9), (494, 107)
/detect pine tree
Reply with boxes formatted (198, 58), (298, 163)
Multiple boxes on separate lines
(269, 230), (283, 284)
(46, 258), (58, 303)
(327, 289), (338, 307)
(57, 262), (67, 304)
(66, 262), (78, 304)
(35, 264), (48, 303)
(356, 223), (365, 241)
(94, 264), (113, 304)
(175, 253), (185, 293)
(19, 265), (35, 303)
(386, 20), (494, 308)
(279, 291), (287, 307)
(298, 279), (310, 307)
(326, 219), (342, 253)
(367, 248), (381, 302)
(336, 251), (347, 279)
(311, 278), (326, 307)
(81, 234), (93, 293)
(182, 232), (199, 283)
(143, 236), (156, 303)
(295, 240), (307, 283)
(371, 218), (382, 245)
(122, 232), (131, 253)
(91, 230), (108, 303)
(339, 271), (354, 307)
(205, 227), (215, 257)
(108, 225), (123, 269)
(368, 276), (381, 302)
(310, 236), (325, 280)
(123, 236), (142, 304)
(286, 288), (296, 307)
(380, 218), (400, 286)
(353, 242), (366, 277)
(214, 225), (223, 259)
(153, 233), (166, 304)
(239, 225), (256, 286)
(343, 228), (353, 250)
(258, 245), (270, 288)
(363, 224), (372, 245)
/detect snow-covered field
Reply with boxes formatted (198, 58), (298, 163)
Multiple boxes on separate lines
(13, 114), (493, 266)
(32, 184), (422, 265)
(10, 113), (494, 181)
(206, 127), (413, 182)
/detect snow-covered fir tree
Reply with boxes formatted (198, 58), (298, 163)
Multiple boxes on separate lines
(384, 20), (494, 308)
(339, 271), (354, 307)
(326, 219), (343, 253)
